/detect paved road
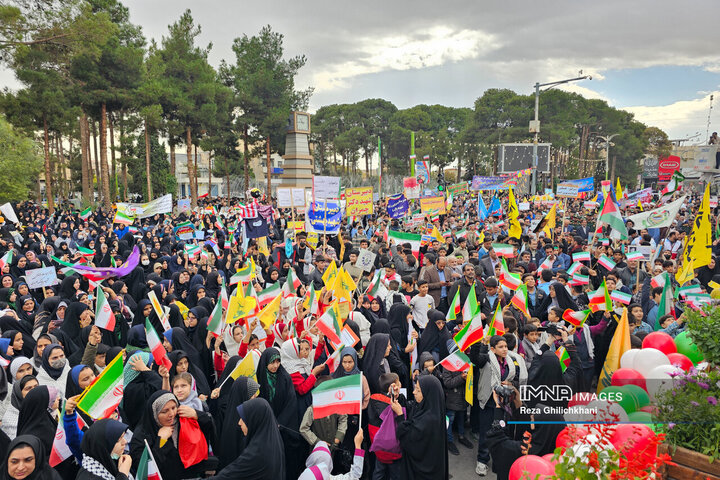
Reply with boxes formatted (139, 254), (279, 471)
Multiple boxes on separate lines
(448, 440), (497, 480)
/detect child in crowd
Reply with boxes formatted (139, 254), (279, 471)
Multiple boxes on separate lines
(409, 279), (435, 330)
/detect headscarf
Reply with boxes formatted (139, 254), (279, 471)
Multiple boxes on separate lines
(387, 303), (411, 353)
(279, 338), (312, 376)
(9, 357), (33, 381)
(10, 375), (36, 411)
(0, 434), (61, 480)
(298, 442), (333, 480)
(417, 309), (451, 359)
(363, 333), (390, 394)
(32, 334), (56, 370)
(17, 386), (56, 454)
(217, 376), (260, 469)
(65, 365), (92, 398)
(59, 302), (88, 339)
(123, 351), (152, 387)
(527, 350), (568, 408)
(80, 419), (128, 478)
(256, 347), (298, 429)
(272, 322), (286, 347)
(40, 344), (65, 381)
(176, 374), (203, 411)
(126, 325), (148, 349)
(167, 350), (210, 397)
(551, 282), (578, 311)
(332, 347), (360, 379)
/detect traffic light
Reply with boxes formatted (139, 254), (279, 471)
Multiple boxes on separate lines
(437, 172), (445, 191)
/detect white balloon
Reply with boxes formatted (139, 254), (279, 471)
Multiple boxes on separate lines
(646, 364), (683, 400)
(620, 349), (639, 369)
(564, 405), (592, 423)
(632, 348), (670, 378)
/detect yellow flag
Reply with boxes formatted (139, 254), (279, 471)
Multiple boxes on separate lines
(542, 203), (557, 239)
(675, 257), (695, 286)
(507, 187), (522, 239)
(257, 294), (281, 328)
(322, 260), (338, 289)
(597, 307), (631, 393)
(465, 366), (474, 406)
(685, 183), (712, 269)
(175, 300), (189, 320)
(333, 268), (357, 302)
(431, 226), (445, 243)
(615, 178), (623, 201)
(257, 236), (270, 256)
(637, 200), (643, 212)
(226, 294), (258, 324)
(229, 351), (258, 380)
(477, 230), (485, 244)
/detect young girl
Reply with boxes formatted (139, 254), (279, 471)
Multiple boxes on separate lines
(172, 372), (207, 412)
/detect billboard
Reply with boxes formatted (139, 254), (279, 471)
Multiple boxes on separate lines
(498, 143), (551, 174)
(658, 156), (681, 182)
(642, 157), (659, 179)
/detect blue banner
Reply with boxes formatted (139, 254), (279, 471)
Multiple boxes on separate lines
(471, 176), (513, 191)
(561, 177), (594, 192)
(387, 194), (409, 219)
(307, 200), (342, 234)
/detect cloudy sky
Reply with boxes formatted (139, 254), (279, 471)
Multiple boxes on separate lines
(5, 0), (720, 142)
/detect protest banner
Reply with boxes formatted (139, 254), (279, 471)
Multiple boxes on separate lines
(559, 177), (594, 192)
(345, 187), (374, 216)
(306, 200), (342, 234)
(556, 183), (580, 198)
(25, 266), (59, 289)
(415, 161), (430, 184)
(116, 194), (173, 218)
(387, 194), (409, 218)
(177, 199), (191, 213)
(420, 196), (446, 215)
(313, 176), (341, 200)
(0, 203), (19, 224)
(403, 177), (420, 199)
(447, 182), (468, 196)
(356, 249), (377, 272)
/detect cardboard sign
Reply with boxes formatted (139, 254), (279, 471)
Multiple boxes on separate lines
(345, 187), (374, 216)
(25, 267), (59, 289)
(627, 244), (654, 262)
(356, 248), (377, 272)
(556, 183), (580, 198)
(313, 176), (341, 200)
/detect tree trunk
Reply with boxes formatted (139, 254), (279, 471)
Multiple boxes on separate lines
(194, 144), (199, 197)
(457, 151), (462, 182)
(225, 157), (230, 203)
(66, 136), (73, 200)
(365, 150), (370, 176)
(55, 134), (65, 200)
(208, 155), (213, 198)
(99, 103), (111, 208)
(92, 118), (100, 194)
(610, 155), (617, 183)
(42, 115), (54, 213)
(186, 126), (197, 208)
(170, 142), (176, 176)
(243, 124), (249, 193)
(79, 114), (90, 202)
(266, 135), (271, 196)
(119, 111), (127, 201)
(145, 119), (153, 201)
(109, 112), (117, 201)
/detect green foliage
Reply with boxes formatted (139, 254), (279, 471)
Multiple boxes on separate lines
(654, 366), (720, 460)
(0, 115), (42, 202)
(128, 133), (173, 199)
(684, 306), (720, 365)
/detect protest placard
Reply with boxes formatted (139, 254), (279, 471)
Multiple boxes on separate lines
(420, 196), (446, 215)
(345, 187), (374, 216)
(26, 267), (59, 289)
(313, 176), (341, 200)
(356, 248), (377, 272)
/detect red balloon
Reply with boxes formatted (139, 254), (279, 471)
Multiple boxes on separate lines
(556, 426), (590, 448)
(509, 455), (554, 480)
(541, 453), (557, 466)
(639, 405), (656, 414)
(568, 392), (591, 408)
(611, 368), (647, 390)
(667, 352), (693, 371)
(642, 332), (677, 355)
(610, 423), (657, 465)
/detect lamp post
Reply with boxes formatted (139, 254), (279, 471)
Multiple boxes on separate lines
(531, 75), (592, 194)
(596, 133), (620, 181)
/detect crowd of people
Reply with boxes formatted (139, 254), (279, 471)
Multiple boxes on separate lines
(0, 185), (713, 480)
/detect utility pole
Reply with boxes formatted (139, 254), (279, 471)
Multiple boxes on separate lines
(597, 134), (620, 181)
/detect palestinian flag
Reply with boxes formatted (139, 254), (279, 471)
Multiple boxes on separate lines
(492, 244), (515, 258)
(312, 374), (362, 419)
(556, 346), (571, 373)
(386, 230), (422, 257)
(610, 290), (632, 305)
(230, 259), (256, 285)
(573, 251), (591, 263)
(484, 303), (505, 337)
(454, 310), (484, 351)
(0, 251), (12, 273)
(76, 351), (124, 419)
(567, 262), (582, 276)
(510, 284), (529, 316)
(77, 246), (95, 259)
(660, 170), (685, 202)
(257, 283), (281, 308)
(94, 287), (115, 331)
(113, 210), (134, 225)
(626, 251), (644, 262)
(461, 285), (478, 321)
(439, 350), (472, 372)
(562, 308), (590, 327)
(446, 289), (462, 321)
(207, 301), (224, 337)
(145, 319), (172, 370)
(597, 254), (616, 271)
(136, 441), (163, 480)
(79, 207), (92, 221)
(316, 304), (343, 346)
(598, 193), (627, 239)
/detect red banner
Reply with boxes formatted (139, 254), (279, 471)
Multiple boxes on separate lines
(658, 155), (680, 182)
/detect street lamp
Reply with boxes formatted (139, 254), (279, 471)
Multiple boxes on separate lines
(531, 74), (592, 194)
(596, 134), (620, 181)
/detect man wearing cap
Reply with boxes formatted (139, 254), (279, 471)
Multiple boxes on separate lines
(381, 262), (401, 287)
(293, 232), (313, 281)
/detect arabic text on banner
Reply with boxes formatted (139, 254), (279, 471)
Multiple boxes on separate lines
(420, 196), (446, 215)
(345, 187), (374, 216)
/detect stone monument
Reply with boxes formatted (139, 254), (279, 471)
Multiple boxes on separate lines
(279, 111), (313, 189)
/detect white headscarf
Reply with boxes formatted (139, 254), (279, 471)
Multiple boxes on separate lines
(279, 337), (313, 376)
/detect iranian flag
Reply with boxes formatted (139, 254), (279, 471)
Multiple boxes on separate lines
(230, 259), (255, 285)
(573, 251), (591, 263)
(113, 210), (133, 225)
(439, 350), (472, 372)
(0, 251), (12, 273)
(655, 273), (674, 330)
(76, 351), (124, 419)
(258, 283), (281, 308)
(567, 262), (582, 276)
(77, 246), (95, 259)
(79, 207), (92, 221)
(303, 283), (319, 315)
(386, 230), (422, 257)
(207, 301), (224, 337)
(510, 284), (529, 316)
(492, 244), (515, 258)
(537, 256), (554, 273)
(365, 270), (387, 301)
(556, 346), (571, 373)
(316, 305), (343, 346)
(323, 344), (346, 374)
(678, 285), (702, 298)
(94, 287), (115, 331)
(597, 254), (616, 271)
(456, 229), (468, 239)
(136, 441), (163, 480)
(184, 244), (201, 257)
(453, 310), (484, 351)
(283, 268), (302, 297)
(589, 280), (612, 312)
(484, 303), (505, 337)
(562, 308), (590, 327)
(50, 410), (87, 467)
(446, 289), (462, 321)
(572, 273), (589, 285)
(610, 290), (632, 305)
(650, 273), (666, 289)
(626, 251), (644, 262)
(461, 285), (478, 321)
(312, 374), (362, 419)
(598, 193), (628, 239)
(145, 319), (172, 370)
